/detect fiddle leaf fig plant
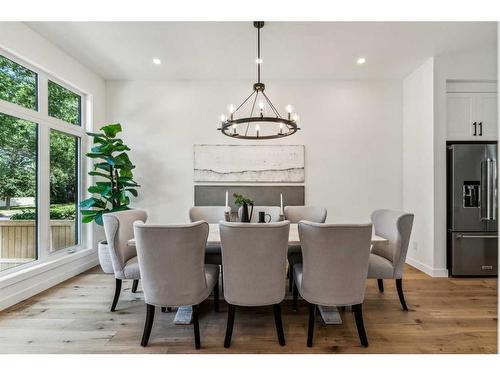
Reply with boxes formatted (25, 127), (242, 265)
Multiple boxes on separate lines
(79, 123), (139, 226)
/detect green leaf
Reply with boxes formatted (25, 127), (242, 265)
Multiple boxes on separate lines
(88, 185), (107, 194)
(80, 197), (97, 208)
(86, 132), (104, 137)
(105, 156), (115, 166)
(93, 136), (107, 144)
(94, 162), (111, 172)
(101, 123), (122, 138)
(88, 171), (111, 179)
(94, 211), (104, 226)
(86, 152), (106, 159)
(80, 209), (99, 215)
(126, 188), (138, 197)
(82, 215), (95, 223)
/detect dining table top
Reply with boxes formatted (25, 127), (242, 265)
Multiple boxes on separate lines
(127, 223), (389, 247)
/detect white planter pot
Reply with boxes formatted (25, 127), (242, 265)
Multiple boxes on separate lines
(98, 240), (114, 274)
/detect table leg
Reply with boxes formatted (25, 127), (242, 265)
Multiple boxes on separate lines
(174, 306), (193, 325)
(318, 305), (342, 324)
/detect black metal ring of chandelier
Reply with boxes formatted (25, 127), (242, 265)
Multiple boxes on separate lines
(219, 117), (299, 140)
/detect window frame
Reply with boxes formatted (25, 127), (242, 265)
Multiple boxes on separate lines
(0, 47), (89, 276)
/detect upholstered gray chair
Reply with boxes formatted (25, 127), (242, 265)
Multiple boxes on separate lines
(237, 205), (281, 223)
(133, 221), (219, 349)
(368, 209), (414, 311)
(189, 206), (227, 265)
(293, 221), (372, 347)
(103, 209), (148, 312)
(284, 206), (327, 292)
(219, 221), (290, 348)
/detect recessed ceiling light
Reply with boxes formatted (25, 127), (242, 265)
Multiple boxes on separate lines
(152, 58), (162, 65)
(356, 57), (366, 65)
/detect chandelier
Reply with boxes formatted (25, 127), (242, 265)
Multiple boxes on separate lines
(218, 21), (300, 140)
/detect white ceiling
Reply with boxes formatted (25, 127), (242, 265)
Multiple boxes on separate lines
(26, 22), (496, 81)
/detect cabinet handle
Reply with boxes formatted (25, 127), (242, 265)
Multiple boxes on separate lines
(478, 122), (483, 136)
(473, 122), (477, 136)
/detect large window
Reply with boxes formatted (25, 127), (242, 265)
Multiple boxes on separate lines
(0, 50), (87, 274)
(0, 113), (37, 271)
(48, 80), (81, 126)
(50, 130), (79, 252)
(0, 55), (38, 111)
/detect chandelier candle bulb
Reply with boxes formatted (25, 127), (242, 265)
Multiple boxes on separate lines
(256, 124), (260, 137)
(279, 123), (284, 134)
(232, 124), (237, 134)
(286, 105), (293, 120)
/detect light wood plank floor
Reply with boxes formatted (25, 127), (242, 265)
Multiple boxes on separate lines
(0, 265), (497, 354)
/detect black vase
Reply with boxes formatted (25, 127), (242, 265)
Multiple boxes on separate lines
(240, 203), (254, 222)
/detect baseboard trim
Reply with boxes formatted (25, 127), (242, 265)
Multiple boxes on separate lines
(0, 251), (98, 311)
(406, 257), (449, 278)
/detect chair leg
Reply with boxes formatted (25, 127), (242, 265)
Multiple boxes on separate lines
(396, 278), (408, 311)
(377, 279), (384, 293)
(288, 264), (294, 292)
(273, 304), (286, 346)
(192, 304), (201, 349)
(220, 266), (224, 293)
(352, 303), (369, 347)
(307, 303), (316, 347)
(110, 279), (122, 312)
(141, 304), (155, 347)
(213, 280), (220, 312)
(292, 282), (299, 311)
(132, 279), (139, 293)
(224, 304), (236, 348)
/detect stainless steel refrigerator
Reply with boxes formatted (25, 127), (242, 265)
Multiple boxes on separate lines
(447, 143), (498, 276)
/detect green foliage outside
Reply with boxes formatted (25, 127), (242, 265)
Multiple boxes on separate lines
(48, 81), (81, 126)
(0, 54), (37, 110)
(0, 113), (37, 209)
(80, 123), (139, 226)
(0, 55), (81, 212)
(10, 204), (76, 220)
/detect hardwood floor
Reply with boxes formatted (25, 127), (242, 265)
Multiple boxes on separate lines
(0, 265), (497, 354)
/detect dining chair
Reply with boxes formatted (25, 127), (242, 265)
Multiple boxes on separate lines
(368, 209), (414, 311)
(237, 205), (281, 222)
(293, 221), (372, 347)
(189, 206), (227, 265)
(103, 209), (148, 312)
(219, 221), (290, 348)
(133, 221), (219, 349)
(284, 206), (327, 292)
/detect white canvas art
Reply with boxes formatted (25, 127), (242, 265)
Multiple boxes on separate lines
(193, 145), (305, 182)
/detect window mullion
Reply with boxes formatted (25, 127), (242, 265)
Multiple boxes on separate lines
(38, 123), (50, 260)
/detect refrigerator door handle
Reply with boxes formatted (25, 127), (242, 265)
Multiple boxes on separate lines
(487, 158), (491, 220)
(491, 159), (497, 221)
(456, 234), (498, 239)
(480, 160), (488, 221)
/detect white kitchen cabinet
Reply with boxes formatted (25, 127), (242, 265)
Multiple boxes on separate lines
(446, 92), (498, 140)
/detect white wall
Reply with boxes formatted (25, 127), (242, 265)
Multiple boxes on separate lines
(402, 43), (497, 277)
(402, 58), (436, 274)
(0, 22), (106, 310)
(433, 44), (497, 272)
(106, 80), (403, 224)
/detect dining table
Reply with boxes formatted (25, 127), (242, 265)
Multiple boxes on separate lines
(127, 223), (389, 325)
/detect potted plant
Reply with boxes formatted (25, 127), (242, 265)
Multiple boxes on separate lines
(80, 123), (139, 273)
(233, 193), (254, 222)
